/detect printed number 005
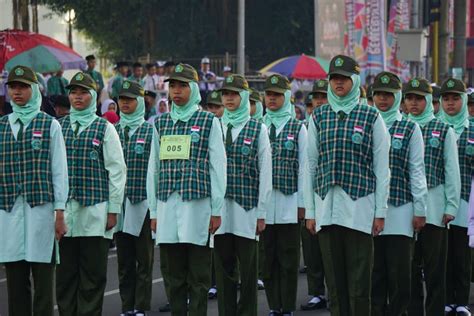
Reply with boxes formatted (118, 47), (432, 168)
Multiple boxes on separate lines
(167, 145), (182, 152)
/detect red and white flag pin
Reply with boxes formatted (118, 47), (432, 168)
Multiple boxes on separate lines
(191, 126), (200, 132)
(394, 133), (404, 139)
(432, 131), (441, 138)
(92, 138), (100, 146)
(354, 125), (364, 133)
(243, 138), (252, 145)
(32, 131), (42, 138)
(136, 138), (145, 144)
(287, 134), (295, 141)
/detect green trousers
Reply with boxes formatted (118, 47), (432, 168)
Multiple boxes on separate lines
(300, 220), (310, 268)
(56, 236), (110, 316)
(318, 225), (373, 316)
(301, 222), (326, 296)
(5, 260), (54, 316)
(258, 233), (265, 280)
(160, 243), (211, 316)
(446, 225), (471, 306)
(214, 233), (258, 316)
(116, 213), (154, 312)
(408, 224), (448, 316)
(371, 235), (413, 316)
(262, 223), (300, 312)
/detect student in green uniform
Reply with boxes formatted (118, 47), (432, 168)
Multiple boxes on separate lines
(250, 88), (264, 121)
(468, 93), (474, 119)
(360, 86), (368, 106)
(262, 74), (307, 315)
(47, 69), (69, 97)
(404, 77), (461, 316)
(85, 55), (105, 95)
(432, 85), (441, 117)
(249, 87), (266, 290)
(147, 63), (226, 315)
(0, 65), (68, 316)
(115, 80), (154, 316)
(304, 55), (390, 316)
(111, 62), (130, 100)
(370, 72), (428, 316)
(202, 90), (224, 300)
(56, 72), (127, 316)
(128, 63), (145, 87)
(366, 84), (374, 106)
(205, 89), (224, 118)
(437, 78), (472, 316)
(301, 78), (329, 312)
(214, 74), (272, 316)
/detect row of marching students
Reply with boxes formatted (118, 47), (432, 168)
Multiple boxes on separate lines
(0, 52), (472, 316)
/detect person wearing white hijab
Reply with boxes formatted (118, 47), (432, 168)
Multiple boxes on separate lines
(0, 65), (68, 316)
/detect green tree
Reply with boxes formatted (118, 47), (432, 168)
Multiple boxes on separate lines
(40, 0), (314, 70)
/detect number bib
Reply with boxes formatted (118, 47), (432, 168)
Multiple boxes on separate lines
(159, 135), (191, 160)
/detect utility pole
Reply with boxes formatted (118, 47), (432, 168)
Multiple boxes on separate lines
(237, 0), (245, 74)
(438, 0), (449, 83)
(453, 0), (467, 73)
(314, 0), (319, 56)
(410, 0), (420, 77)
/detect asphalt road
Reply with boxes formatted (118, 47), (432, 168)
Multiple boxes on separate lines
(0, 245), (331, 316)
(2, 247), (474, 316)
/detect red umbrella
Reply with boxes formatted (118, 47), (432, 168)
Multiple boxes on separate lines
(0, 29), (85, 73)
(259, 54), (329, 79)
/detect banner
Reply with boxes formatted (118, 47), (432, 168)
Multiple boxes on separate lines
(365, 0), (386, 81)
(386, 0), (410, 81)
(344, 0), (368, 77)
(317, 0), (345, 60)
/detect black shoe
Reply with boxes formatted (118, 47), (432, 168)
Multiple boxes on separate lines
(159, 303), (171, 313)
(299, 266), (307, 273)
(301, 296), (327, 311)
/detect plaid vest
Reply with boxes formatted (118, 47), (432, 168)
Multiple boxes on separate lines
(313, 104), (378, 200)
(155, 111), (213, 202)
(116, 122), (153, 204)
(422, 118), (449, 189)
(225, 118), (261, 210)
(388, 119), (416, 206)
(458, 122), (474, 201)
(0, 112), (54, 212)
(271, 118), (302, 195)
(60, 116), (109, 206)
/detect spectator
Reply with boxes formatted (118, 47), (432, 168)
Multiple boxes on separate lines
(101, 98), (120, 123)
(198, 57), (216, 101)
(52, 95), (71, 118)
(85, 54), (105, 95)
(47, 69), (69, 96)
(129, 62), (145, 87)
(143, 63), (158, 92)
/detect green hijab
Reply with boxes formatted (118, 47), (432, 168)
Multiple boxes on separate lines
(438, 93), (469, 135)
(408, 94), (435, 127)
(11, 83), (42, 124)
(119, 96), (145, 130)
(222, 90), (251, 127)
(263, 90), (293, 128)
(70, 89), (98, 126)
(170, 81), (201, 123)
(375, 91), (402, 128)
(327, 74), (361, 114)
(251, 101), (264, 121)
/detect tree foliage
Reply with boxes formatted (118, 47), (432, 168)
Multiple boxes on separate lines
(39, 0), (315, 69)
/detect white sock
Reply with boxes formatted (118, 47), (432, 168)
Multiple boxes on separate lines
(309, 296), (321, 304)
(257, 279), (264, 286)
(456, 306), (471, 314)
(208, 287), (217, 294)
